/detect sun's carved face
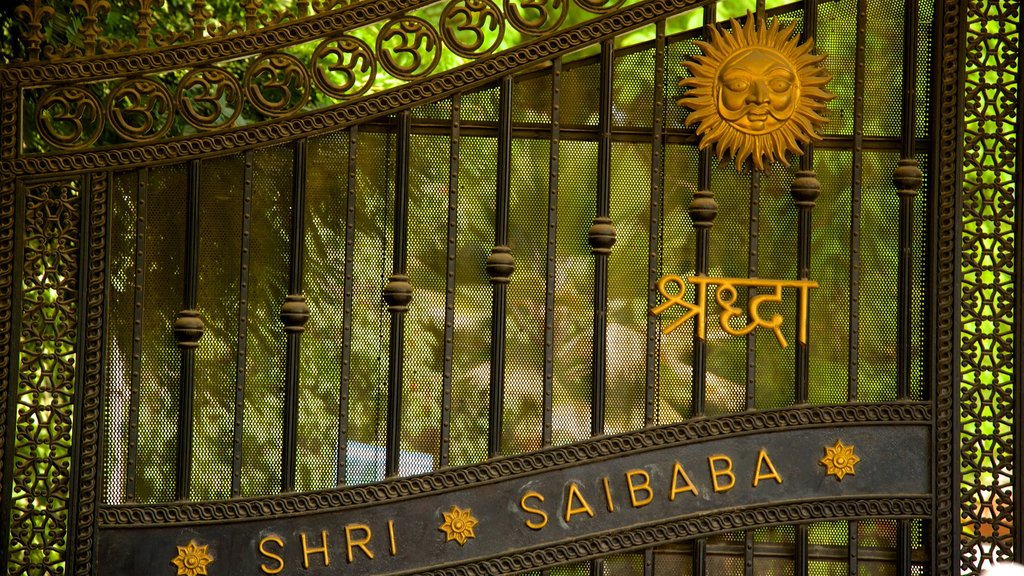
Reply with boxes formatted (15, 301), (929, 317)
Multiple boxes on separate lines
(680, 14), (834, 171)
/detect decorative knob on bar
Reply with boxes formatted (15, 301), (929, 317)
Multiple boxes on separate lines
(486, 245), (515, 284)
(588, 216), (617, 255)
(383, 274), (414, 312)
(789, 170), (821, 207)
(173, 310), (205, 348)
(893, 159), (923, 197)
(280, 294), (310, 333)
(688, 190), (718, 228)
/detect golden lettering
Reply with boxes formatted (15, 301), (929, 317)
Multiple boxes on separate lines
(652, 275), (710, 337)
(602, 477), (615, 512)
(652, 276), (818, 346)
(520, 491), (549, 530)
(388, 520), (397, 556)
(669, 461), (699, 500)
(625, 469), (654, 508)
(708, 455), (736, 492)
(300, 530), (330, 568)
(345, 524), (374, 563)
(753, 448), (783, 487)
(259, 535), (285, 575)
(565, 483), (595, 522)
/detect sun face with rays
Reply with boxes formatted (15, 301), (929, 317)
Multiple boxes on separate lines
(679, 14), (834, 172)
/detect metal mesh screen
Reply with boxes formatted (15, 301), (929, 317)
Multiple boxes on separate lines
(561, 57), (600, 128)
(857, 152), (901, 402)
(298, 133), (350, 491)
(513, 72), (552, 125)
(346, 129), (393, 484)
(808, 149), (852, 404)
(402, 133), (449, 472)
(450, 134), (496, 466)
(240, 146), (291, 496)
(552, 138), (596, 445)
(863, 0), (906, 138)
(504, 137), (550, 454)
(613, 43), (656, 129)
(192, 154), (244, 500)
(657, 144), (698, 422)
(608, 141), (652, 432)
(137, 164), (186, 503)
(103, 172), (136, 505)
(818, 0), (856, 136)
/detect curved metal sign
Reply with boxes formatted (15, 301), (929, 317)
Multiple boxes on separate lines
(98, 404), (930, 576)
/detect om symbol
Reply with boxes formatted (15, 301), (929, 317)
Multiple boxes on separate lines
(441, 0), (504, 58)
(244, 53), (311, 118)
(35, 86), (103, 149)
(312, 36), (377, 99)
(176, 67), (242, 130)
(504, 0), (566, 34)
(377, 17), (442, 80)
(107, 78), (174, 142)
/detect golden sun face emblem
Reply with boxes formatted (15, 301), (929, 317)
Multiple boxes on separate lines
(820, 440), (860, 481)
(439, 505), (479, 546)
(679, 13), (834, 171)
(171, 541), (213, 576)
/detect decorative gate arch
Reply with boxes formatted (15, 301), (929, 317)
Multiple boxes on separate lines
(0, 0), (1012, 573)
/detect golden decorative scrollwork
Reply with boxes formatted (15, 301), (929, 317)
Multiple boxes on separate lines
(107, 78), (174, 141)
(679, 14), (833, 171)
(35, 86), (104, 149)
(312, 36), (377, 99)
(176, 67), (243, 131)
(377, 17), (442, 80)
(244, 53), (311, 118)
(441, 0), (506, 58)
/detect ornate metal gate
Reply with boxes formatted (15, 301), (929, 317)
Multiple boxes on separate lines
(0, 0), (1014, 573)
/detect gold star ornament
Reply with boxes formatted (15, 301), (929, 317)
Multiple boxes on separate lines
(171, 541), (213, 576)
(820, 440), (860, 480)
(439, 505), (479, 546)
(679, 13), (834, 171)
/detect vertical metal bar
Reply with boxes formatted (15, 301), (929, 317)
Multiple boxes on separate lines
(747, 171), (760, 410)
(849, 0), (866, 402)
(849, 521), (859, 576)
(337, 128), (357, 486)
(441, 99), (459, 468)
(691, 2), (718, 420)
(795, 524), (809, 576)
(384, 112), (413, 476)
(175, 159), (202, 501)
(487, 76), (515, 457)
(644, 548), (654, 576)
(793, 0), (821, 409)
(895, 0), (922, 402)
(692, 537), (707, 576)
(898, 520), (912, 576)
(0, 180), (25, 554)
(231, 152), (253, 498)
(543, 59), (561, 447)
(646, 22), (665, 428)
(589, 39), (616, 438)
(692, 14), (717, 572)
(125, 168), (147, 502)
(745, 529), (754, 576)
(280, 139), (309, 492)
(1015, 0), (1024, 557)
(67, 174), (94, 572)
